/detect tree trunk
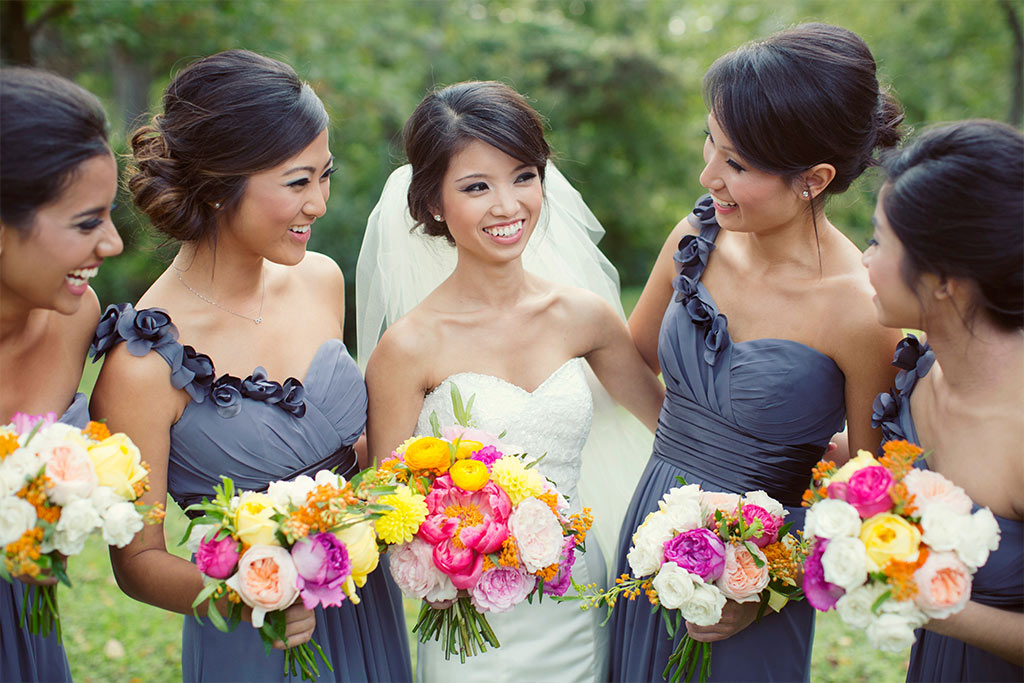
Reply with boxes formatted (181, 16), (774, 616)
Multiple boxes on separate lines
(1, 1), (33, 65)
(1000, 0), (1023, 127)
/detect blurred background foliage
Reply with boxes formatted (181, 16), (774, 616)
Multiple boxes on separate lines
(3, 0), (1021, 346)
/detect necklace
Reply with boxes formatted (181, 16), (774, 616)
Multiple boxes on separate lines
(171, 263), (265, 325)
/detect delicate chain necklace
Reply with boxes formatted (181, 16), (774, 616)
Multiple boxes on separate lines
(171, 263), (265, 325)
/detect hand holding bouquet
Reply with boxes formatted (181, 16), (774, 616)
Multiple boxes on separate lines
(801, 440), (1001, 652)
(0, 412), (163, 640)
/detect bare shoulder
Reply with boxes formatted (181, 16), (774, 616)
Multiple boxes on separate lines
(296, 250), (344, 284)
(365, 310), (438, 387)
(821, 258), (901, 364)
(91, 341), (185, 422)
(552, 284), (620, 328)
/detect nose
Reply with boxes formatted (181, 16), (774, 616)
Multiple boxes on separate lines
(861, 245), (872, 268)
(97, 219), (124, 258)
(698, 158), (722, 192)
(491, 185), (518, 217)
(303, 184), (328, 219)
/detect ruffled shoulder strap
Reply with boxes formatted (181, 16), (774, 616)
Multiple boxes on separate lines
(870, 334), (935, 443)
(675, 194), (720, 285)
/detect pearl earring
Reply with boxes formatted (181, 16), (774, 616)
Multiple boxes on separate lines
(214, 202), (222, 209)
(433, 214), (443, 222)
(801, 191), (810, 199)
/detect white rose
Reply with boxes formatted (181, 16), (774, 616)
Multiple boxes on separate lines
(185, 523), (217, 555)
(955, 507), (1001, 570)
(805, 498), (862, 539)
(101, 501), (144, 547)
(652, 561), (695, 609)
(89, 485), (123, 514)
(865, 612), (920, 652)
(659, 497), (702, 534)
(0, 450), (42, 497)
(628, 511), (674, 577)
(920, 505), (969, 553)
(742, 490), (787, 519)
(313, 469), (347, 489)
(821, 537), (869, 591)
(662, 484), (702, 509)
(0, 495), (37, 545)
(509, 497), (564, 573)
(266, 475), (316, 509)
(23, 423), (86, 454)
(51, 498), (102, 556)
(836, 582), (890, 629)
(679, 577), (726, 627)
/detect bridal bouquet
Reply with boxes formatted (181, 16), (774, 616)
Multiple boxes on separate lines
(368, 385), (593, 662)
(182, 468), (392, 681)
(0, 411), (162, 640)
(573, 481), (804, 682)
(801, 439), (1001, 652)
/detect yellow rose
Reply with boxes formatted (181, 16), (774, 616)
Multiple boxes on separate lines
(449, 459), (489, 491)
(453, 439), (484, 460)
(403, 437), (452, 473)
(334, 518), (379, 586)
(860, 513), (921, 572)
(234, 492), (281, 547)
(87, 433), (148, 500)
(830, 450), (880, 484)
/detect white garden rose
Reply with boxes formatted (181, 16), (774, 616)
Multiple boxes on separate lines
(865, 612), (920, 652)
(836, 582), (890, 629)
(628, 511), (674, 577)
(679, 577), (726, 627)
(651, 561), (695, 609)
(661, 484), (702, 509)
(50, 497), (102, 556)
(742, 490), (787, 519)
(509, 497), (563, 573)
(821, 536), (869, 591)
(43, 442), (97, 505)
(0, 496), (37, 545)
(23, 422), (87, 454)
(101, 501), (144, 547)
(0, 449), (42, 497)
(266, 475), (317, 508)
(89, 485), (123, 513)
(805, 498), (862, 539)
(919, 504), (969, 553)
(313, 469), (347, 489)
(659, 496), (702, 534)
(955, 507), (1001, 570)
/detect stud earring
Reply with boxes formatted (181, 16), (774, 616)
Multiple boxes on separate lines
(433, 214), (443, 222)
(214, 202), (222, 209)
(801, 190), (810, 199)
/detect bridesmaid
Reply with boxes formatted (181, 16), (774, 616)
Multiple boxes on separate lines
(865, 120), (1023, 681)
(611, 24), (906, 681)
(89, 50), (411, 681)
(1, 68), (123, 682)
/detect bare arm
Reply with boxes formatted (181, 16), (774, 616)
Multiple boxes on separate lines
(365, 322), (432, 464)
(926, 600), (1024, 666)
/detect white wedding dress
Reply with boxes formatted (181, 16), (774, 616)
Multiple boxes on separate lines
(414, 358), (609, 683)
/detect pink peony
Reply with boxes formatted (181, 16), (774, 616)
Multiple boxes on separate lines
(913, 550), (972, 619)
(543, 537), (578, 597)
(663, 528), (726, 582)
(903, 469), (972, 515)
(470, 566), (536, 613)
(842, 466), (896, 518)
(740, 504), (781, 548)
(716, 542), (770, 602)
(225, 545), (299, 627)
(803, 538), (845, 611)
(508, 497), (564, 573)
(417, 475), (511, 589)
(388, 538), (457, 604)
(291, 532), (352, 609)
(44, 443), (98, 505)
(10, 411), (57, 436)
(196, 532), (241, 579)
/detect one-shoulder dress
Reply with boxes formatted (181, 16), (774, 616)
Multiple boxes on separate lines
(608, 196), (846, 682)
(90, 304), (411, 682)
(1, 393), (88, 683)
(872, 335), (1024, 683)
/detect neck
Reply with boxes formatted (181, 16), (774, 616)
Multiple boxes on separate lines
(924, 314), (1024, 400)
(735, 210), (830, 275)
(0, 284), (41, 345)
(448, 250), (530, 309)
(172, 240), (265, 302)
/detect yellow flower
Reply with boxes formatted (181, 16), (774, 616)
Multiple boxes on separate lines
(453, 439), (484, 460)
(830, 450), (880, 484)
(403, 437), (452, 474)
(375, 485), (428, 544)
(490, 456), (544, 505)
(88, 433), (148, 500)
(860, 513), (921, 572)
(334, 518), (379, 586)
(393, 437), (419, 457)
(450, 459), (489, 491)
(234, 492), (281, 547)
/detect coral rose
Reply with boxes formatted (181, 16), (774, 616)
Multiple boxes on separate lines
(715, 543), (769, 603)
(226, 545), (299, 627)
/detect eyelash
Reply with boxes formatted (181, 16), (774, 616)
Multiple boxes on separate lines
(75, 202), (118, 231)
(462, 171), (537, 194)
(704, 129), (745, 172)
(866, 237), (878, 248)
(288, 168), (337, 188)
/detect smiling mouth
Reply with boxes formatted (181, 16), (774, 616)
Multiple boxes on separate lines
(710, 194), (737, 208)
(66, 266), (99, 286)
(482, 219), (523, 237)
(289, 225), (310, 234)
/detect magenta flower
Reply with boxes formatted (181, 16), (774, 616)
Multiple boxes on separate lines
(196, 533), (241, 579)
(472, 446), (503, 469)
(543, 536), (578, 597)
(663, 528), (726, 582)
(845, 466), (895, 518)
(417, 475), (511, 589)
(803, 538), (845, 611)
(10, 411), (58, 436)
(741, 504), (781, 548)
(291, 532), (352, 609)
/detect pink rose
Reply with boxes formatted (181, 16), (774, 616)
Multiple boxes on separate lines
(699, 491), (740, 525)
(225, 545), (299, 627)
(843, 466), (895, 518)
(663, 528), (726, 582)
(903, 469), (972, 515)
(387, 538), (457, 604)
(44, 443), (97, 505)
(470, 566), (536, 613)
(509, 497), (564, 573)
(196, 532), (240, 579)
(913, 550), (972, 619)
(11, 411), (57, 436)
(291, 532), (352, 609)
(716, 543), (770, 602)
(740, 504), (781, 548)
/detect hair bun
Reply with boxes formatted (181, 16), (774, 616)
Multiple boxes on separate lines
(873, 90), (905, 151)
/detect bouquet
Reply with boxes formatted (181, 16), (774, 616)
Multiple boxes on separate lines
(183, 468), (392, 681)
(0, 411), (162, 640)
(801, 439), (1001, 652)
(368, 385), (593, 662)
(573, 480), (804, 682)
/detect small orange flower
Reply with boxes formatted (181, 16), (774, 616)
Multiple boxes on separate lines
(0, 432), (20, 459)
(885, 546), (930, 601)
(536, 562), (559, 582)
(84, 421), (112, 442)
(498, 536), (520, 567)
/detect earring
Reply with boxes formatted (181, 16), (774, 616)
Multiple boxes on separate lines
(433, 214), (443, 222)
(214, 202), (222, 209)
(801, 191), (810, 199)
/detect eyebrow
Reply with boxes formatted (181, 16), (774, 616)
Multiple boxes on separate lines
(283, 155), (335, 176)
(454, 163), (532, 183)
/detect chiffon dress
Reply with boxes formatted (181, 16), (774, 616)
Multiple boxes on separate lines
(0, 393), (87, 683)
(608, 196), (846, 682)
(873, 336), (1024, 682)
(91, 304), (411, 682)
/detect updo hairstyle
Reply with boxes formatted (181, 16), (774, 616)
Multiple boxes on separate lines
(881, 120), (1023, 331)
(128, 49), (328, 242)
(403, 81), (550, 244)
(704, 23), (904, 201)
(1, 67), (110, 232)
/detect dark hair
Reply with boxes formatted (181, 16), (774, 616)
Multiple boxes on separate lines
(0, 67), (110, 232)
(128, 49), (328, 242)
(704, 23), (904, 197)
(403, 81), (550, 244)
(881, 120), (1023, 331)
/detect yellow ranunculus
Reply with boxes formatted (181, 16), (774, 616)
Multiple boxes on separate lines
(87, 433), (148, 500)
(234, 492), (281, 547)
(830, 450), (880, 484)
(334, 518), (379, 586)
(860, 513), (921, 572)
(453, 440), (484, 460)
(403, 437), (452, 473)
(449, 459), (489, 491)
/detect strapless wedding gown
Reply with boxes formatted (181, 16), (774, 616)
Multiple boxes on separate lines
(414, 357), (609, 683)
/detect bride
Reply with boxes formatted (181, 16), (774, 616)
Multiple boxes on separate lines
(358, 81), (663, 681)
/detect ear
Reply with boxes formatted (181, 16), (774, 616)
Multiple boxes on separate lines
(799, 163), (837, 200)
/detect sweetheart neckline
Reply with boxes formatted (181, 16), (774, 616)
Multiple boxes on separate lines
(424, 357), (584, 400)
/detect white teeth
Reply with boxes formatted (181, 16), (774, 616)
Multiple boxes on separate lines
(66, 266), (98, 282)
(711, 194), (737, 208)
(483, 220), (523, 238)
(289, 225), (310, 233)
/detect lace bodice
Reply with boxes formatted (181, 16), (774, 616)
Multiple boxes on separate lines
(415, 358), (593, 503)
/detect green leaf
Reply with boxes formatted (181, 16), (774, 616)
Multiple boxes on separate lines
(429, 411), (442, 438)
(870, 588), (893, 614)
(675, 475), (688, 486)
(744, 541), (764, 567)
